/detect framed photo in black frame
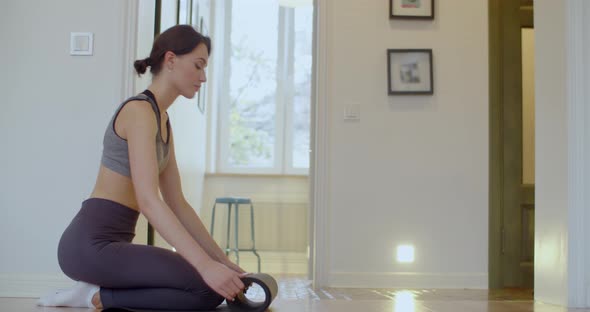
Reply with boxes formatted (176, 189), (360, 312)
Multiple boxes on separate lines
(390, 0), (434, 19)
(387, 49), (433, 95)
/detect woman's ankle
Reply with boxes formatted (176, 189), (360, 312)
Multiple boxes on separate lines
(91, 291), (103, 309)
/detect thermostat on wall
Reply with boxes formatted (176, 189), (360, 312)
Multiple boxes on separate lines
(70, 32), (93, 56)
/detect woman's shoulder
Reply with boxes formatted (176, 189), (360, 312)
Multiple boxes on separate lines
(118, 100), (159, 123)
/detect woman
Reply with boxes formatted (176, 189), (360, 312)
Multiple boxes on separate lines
(38, 25), (247, 311)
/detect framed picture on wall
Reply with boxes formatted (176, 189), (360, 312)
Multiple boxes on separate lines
(390, 0), (434, 19)
(387, 49), (433, 95)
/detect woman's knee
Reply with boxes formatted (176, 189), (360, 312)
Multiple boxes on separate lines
(199, 292), (225, 310)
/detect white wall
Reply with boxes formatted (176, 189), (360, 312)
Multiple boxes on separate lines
(324, 0), (489, 288)
(534, 0), (568, 306)
(534, 0), (590, 308)
(0, 0), (132, 296)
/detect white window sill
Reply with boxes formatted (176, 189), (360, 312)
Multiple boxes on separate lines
(205, 172), (309, 179)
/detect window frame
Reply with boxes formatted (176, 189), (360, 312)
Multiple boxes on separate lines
(214, 1), (310, 175)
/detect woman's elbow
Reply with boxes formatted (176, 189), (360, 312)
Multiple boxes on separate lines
(137, 196), (163, 214)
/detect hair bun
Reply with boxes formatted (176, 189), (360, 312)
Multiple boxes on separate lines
(133, 58), (149, 76)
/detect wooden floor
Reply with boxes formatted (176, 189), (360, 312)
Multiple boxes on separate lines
(1, 276), (586, 311)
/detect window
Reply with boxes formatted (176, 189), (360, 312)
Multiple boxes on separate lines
(214, 0), (313, 175)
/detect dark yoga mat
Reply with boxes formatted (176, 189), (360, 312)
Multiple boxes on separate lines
(103, 273), (278, 312)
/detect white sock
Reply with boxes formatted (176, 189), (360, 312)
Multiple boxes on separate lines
(37, 281), (100, 308)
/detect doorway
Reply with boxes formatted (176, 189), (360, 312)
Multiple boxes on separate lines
(489, 0), (535, 289)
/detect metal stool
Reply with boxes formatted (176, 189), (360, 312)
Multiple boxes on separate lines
(210, 197), (261, 272)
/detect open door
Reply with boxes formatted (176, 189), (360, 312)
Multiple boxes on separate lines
(489, 0), (535, 289)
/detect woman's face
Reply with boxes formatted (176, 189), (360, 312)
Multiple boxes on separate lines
(168, 43), (209, 99)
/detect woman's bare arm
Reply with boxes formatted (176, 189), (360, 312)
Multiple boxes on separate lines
(122, 101), (244, 300)
(159, 125), (245, 273)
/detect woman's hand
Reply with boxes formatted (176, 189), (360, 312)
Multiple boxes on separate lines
(220, 257), (248, 274)
(220, 259), (252, 292)
(198, 259), (246, 302)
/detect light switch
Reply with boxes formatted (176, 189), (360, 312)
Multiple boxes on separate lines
(70, 32), (93, 56)
(344, 104), (360, 121)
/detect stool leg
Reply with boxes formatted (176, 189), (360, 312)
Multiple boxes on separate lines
(210, 203), (216, 236)
(226, 203), (232, 257)
(234, 204), (240, 265)
(250, 203), (261, 273)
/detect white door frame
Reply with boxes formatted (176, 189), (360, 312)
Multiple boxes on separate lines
(309, 0), (330, 288)
(121, 0), (140, 100)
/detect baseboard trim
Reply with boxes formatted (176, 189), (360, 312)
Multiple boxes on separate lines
(0, 273), (73, 298)
(329, 272), (488, 289)
(227, 251), (308, 275)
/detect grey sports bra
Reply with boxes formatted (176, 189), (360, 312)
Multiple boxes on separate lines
(100, 90), (170, 177)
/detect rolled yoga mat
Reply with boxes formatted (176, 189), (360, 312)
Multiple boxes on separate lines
(103, 273), (279, 312)
(226, 273), (278, 312)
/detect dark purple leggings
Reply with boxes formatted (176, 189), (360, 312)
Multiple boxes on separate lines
(57, 198), (224, 310)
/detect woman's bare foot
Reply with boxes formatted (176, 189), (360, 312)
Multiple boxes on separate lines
(91, 291), (103, 309)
